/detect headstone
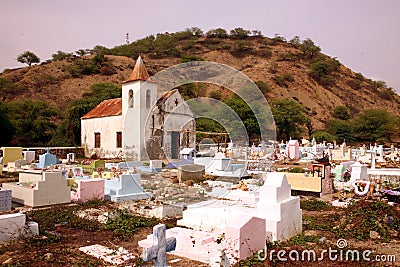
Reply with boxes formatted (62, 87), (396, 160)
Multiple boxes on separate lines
(23, 151), (35, 163)
(104, 173), (152, 202)
(71, 178), (104, 203)
(0, 189), (12, 212)
(67, 153), (76, 162)
(150, 160), (163, 172)
(138, 224), (176, 267)
(0, 147), (23, 166)
(223, 215), (266, 261)
(37, 148), (59, 168)
(286, 139), (299, 160)
(177, 164), (205, 182)
(0, 213), (39, 243)
(371, 151), (376, 169)
(351, 162), (368, 181)
(377, 145), (385, 162)
(180, 148), (196, 160)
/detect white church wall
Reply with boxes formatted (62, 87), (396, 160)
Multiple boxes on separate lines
(81, 116), (123, 158)
(122, 80), (158, 161)
(162, 91), (196, 159)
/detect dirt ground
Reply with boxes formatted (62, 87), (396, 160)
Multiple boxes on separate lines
(1, 199), (399, 267)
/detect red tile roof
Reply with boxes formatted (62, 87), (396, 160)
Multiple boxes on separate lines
(126, 56), (150, 82)
(81, 98), (122, 119)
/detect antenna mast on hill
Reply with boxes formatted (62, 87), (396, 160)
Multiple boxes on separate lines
(125, 33), (130, 44)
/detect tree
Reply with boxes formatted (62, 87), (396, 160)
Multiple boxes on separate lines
(75, 49), (89, 56)
(0, 102), (14, 146)
(333, 105), (350, 120)
(229, 28), (250, 39)
(17, 51), (40, 66)
(312, 130), (335, 142)
(186, 27), (203, 37)
(206, 28), (228, 38)
(309, 57), (340, 85)
(7, 100), (58, 146)
(329, 119), (354, 143)
(271, 99), (310, 140)
(289, 35), (301, 47)
(52, 50), (73, 61)
(299, 38), (321, 59)
(353, 109), (399, 142)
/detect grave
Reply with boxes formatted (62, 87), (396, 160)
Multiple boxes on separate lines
(194, 157), (247, 178)
(177, 172), (302, 241)
(0, 147), (23, 166)
(23, 150), (36, 163)
(2, 171), (71, 207)
(5, 159), (28, 172)
(0, 189), (12, 212)
(71, 178), (104, 203)
(150, 160), (163, 172)
(166, 215), (266, 265)
(79, 244), (135, 265)
(37, 149), (59, 168)
(285, 162), (333, 197)
(286, 139), (299, 160)
(104, 173), (152, 202)
(120, 201), (184, 219)
(138, 224), (176, 267)
(0, 213), (39, 243)
(177, 164), (205, 182)
(180, 148), (196, 160)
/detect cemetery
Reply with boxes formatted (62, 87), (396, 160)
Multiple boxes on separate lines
(1, 58), (400, 266)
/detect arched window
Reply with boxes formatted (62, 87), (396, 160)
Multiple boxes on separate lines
(146, 89), (151, 108)
(128, 89), (134, 108)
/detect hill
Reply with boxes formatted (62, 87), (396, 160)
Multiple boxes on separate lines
(1, 28), (399, 144)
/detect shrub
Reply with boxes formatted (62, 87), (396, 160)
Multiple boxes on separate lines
(208, 90), (222, 100)
(255, 80), (271, 93)
(273, 73), (294, 87)
(300, 198), (332, 211)
(180, 54), (205, 63)
(309, 57), (340, 86)
(229, 27), (250, 39)
(206, 28), (228, 38)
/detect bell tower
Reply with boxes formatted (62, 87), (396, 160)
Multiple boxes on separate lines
(122, 56), (157, 160)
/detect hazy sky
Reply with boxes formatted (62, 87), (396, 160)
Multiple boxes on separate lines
(1, 0), (399, 91)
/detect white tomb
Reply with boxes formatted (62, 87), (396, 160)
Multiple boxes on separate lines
(177, 172), (302, 241)
(2, 171), (71, 207)
(0, 213), (39, 243)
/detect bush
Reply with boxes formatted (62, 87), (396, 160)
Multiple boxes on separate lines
(333, 105), (350, 120)
(311, 130), (335, 142)
(229, 27), (250, 39)
(180, 54), (205, 63)
(208, 90), (222, 100)
(300, 198), (332, 211)
(309, 57), (340, 86)
(255, 80), (271, 93)
(273, 73), (294, 87)
(206, 28), (228, 38)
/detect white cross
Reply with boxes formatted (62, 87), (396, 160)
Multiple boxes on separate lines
(138, 224), (176, 267)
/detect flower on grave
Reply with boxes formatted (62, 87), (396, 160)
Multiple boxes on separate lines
(342, 170), (351, 182)
(215, 233), (225, 244)
(356, 181), (367, 192)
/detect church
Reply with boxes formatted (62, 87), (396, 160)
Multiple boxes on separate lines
(81, 56), (196, 160)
